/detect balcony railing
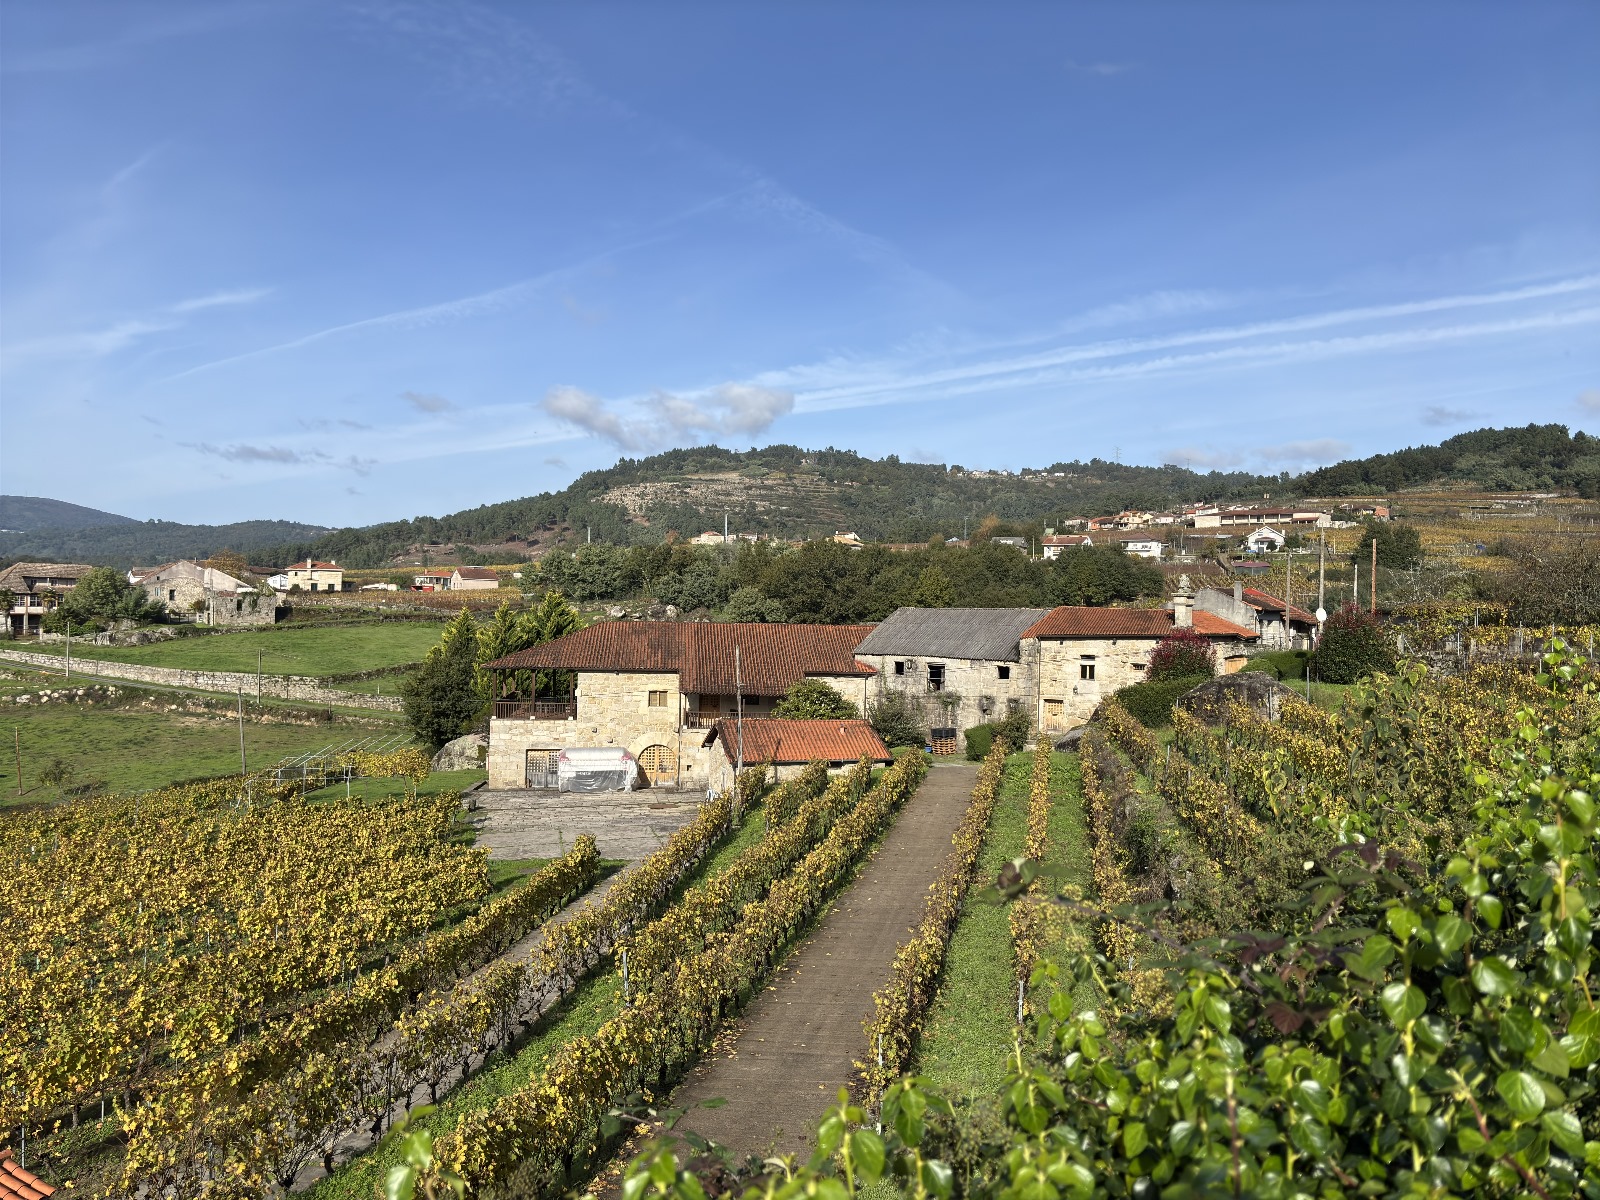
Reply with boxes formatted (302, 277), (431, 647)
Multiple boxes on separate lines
(493, 699), (576, 720)
(681, 712), (724, 730)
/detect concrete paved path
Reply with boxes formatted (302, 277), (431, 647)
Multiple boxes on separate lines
(470, 787), (706, 861)
(669, 763), (979, 1159)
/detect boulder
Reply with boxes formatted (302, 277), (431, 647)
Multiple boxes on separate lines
(432, 732), (488, 772)
(1053, 725), (1088, 752)
(1175, 671), (1300, 727)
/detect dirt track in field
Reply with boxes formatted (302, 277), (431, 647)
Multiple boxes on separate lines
(668, 762), (978, 1160)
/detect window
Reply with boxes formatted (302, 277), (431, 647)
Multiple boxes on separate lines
(997, 665), (1010, 680)
(894, 660), (905, 676)
(927, 663), (946, 692)
(1079, 660), (1096, 681)
(647, 690), (667, 708)
(168, 589), (177, 602)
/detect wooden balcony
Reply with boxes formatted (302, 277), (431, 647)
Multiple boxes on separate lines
(493, 699), (576, 720)
(681, 712), (724, 730)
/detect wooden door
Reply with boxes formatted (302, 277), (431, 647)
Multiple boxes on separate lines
(637, 744), (676, 786)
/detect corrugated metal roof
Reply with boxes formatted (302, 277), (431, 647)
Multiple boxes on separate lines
(1022, 607), (1258, 640)
(854, 607), (1051, 662)
(483, 621), (876, 695)
(703, 718), (893, 765)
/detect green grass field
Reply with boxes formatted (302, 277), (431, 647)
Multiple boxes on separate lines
(915, 751), (1094, 1098)
(0, 670), (410, 804)
(15, 621), (445, 676)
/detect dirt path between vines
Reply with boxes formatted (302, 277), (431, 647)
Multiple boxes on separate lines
(668, 762), (978, 1160)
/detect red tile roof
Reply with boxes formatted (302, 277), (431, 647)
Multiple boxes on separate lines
(1022, 607), (1258, 640)
(703, 718), (893, 765)
(0, 1149), (55, 1199)
(483, 622), (877, 695)
(287, 560), (339, 570)
(1240, 588), (1318, 625)
(453, 566), (500, 580)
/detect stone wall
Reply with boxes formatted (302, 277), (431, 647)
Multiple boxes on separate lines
(858, 651), (1033, 732)
(486, 669), (875, 790)
(0, 648), (402, 711)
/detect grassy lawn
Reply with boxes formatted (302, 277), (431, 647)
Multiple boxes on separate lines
(915, 751), (1096, 1100)
(914, 752), (1031, 1099)
(0, 691), (403, 805)
(13, 621), (445, 676)
(310, 799), (770, 1199)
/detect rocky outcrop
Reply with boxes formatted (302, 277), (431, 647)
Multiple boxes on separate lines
(1175, 671), (1300, 726)
(432, 732), (488, 772)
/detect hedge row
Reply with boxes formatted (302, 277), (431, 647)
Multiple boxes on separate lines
(431, 752), (929, 1193)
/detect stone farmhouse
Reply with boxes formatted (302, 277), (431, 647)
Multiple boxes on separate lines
(701, 717), (892, 792)
(1196, 582), (1318, 650)
(0, 561), (94, 636)
(1023, 587), (1258, 733)
(855, 607), (1049, 733)
(481, 622), (876, 789)
(281, 560), (344, 592)
(130, 561), (280, 627)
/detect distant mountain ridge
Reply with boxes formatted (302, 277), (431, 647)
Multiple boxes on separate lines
(3, 423), (1591, 569)
(0, 495), (139, 532)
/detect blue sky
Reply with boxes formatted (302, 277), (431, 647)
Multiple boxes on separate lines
(2, 2), (1597, 527)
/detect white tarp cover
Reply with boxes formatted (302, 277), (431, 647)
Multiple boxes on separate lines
(557, 747), (640, 792)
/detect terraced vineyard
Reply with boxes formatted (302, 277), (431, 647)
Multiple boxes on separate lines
(620, 646), (1600, 1200)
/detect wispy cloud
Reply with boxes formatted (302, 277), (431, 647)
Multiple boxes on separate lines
(1421, 403), (1479, 427)
(1065, 59), (1133, 76)
(186, 442), (377, 474)
(170, 287), (272, 313)
(404, 390), (455, 413)
(1254, 439), (1352, 467)
(542, 382), (795, 452)
(543, 456), (567, 467)
(1162, 447), (1245, 470)
(777, 277), (1600, 413)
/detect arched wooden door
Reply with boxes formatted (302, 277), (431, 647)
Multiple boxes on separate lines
(637, 744), (676, 787)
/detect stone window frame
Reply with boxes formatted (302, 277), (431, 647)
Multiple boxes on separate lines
(646, 689), (668, 708)
(893, 660), (906, 676)
(1079, 656), (1097, 682)
(996, 664), (1010, 680)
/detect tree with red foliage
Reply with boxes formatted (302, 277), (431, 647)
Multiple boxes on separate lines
(1147, 628), (1216, 681)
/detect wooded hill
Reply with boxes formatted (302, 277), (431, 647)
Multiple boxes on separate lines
(3, 423), (1593, 569)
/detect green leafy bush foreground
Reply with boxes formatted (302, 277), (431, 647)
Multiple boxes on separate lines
(616, 644), (1600, 1200)
(1111, 673), (1210, 728)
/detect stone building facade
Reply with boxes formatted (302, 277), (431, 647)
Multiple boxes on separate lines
(1, 562), (95, 636)
(1023, 585), (1258, 733)
(132, 561), (281, 627)
(854, 607), (1049, 733)
(483, 621), (875, 790)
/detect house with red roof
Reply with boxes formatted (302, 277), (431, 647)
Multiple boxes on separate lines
(701, 717), (893, 791)
(0, 1147), (55, 1199)
(480, 622), (877, 789)
(1020, 577), (1258, 733)
(280, 559), (344, 592)
(1196, 582), (1319, 650)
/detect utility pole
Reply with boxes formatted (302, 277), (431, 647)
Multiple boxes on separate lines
(724, 511), (729, 545)
(1283, 550), (1293, 650)
(733, 645), (744, 818)
(1370, 535), (1378, 615)
(64, 625), (70, 679)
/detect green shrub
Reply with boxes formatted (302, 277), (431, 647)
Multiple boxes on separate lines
(1245, 649), (1311, 681)
(963, 723), (994, 761)
(1112, 674), (1209, 728)
(867, 690), (926, 748)
(990, 707), (1034, 752)
(1311, 603), (1393, 683)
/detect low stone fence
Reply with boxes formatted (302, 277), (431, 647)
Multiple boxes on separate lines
(0, 648), (404, 711)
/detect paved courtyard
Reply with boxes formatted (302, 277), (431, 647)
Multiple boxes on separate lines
(467, 786), (709, 861)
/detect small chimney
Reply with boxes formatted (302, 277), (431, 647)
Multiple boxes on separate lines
(1174, 573), (1194, 629)
(1233, 581), (1243, 603)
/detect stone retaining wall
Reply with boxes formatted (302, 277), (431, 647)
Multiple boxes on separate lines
(0, 648), (403, 711)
